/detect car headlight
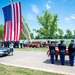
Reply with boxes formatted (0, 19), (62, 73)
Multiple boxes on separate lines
(0, 51), (4, 54)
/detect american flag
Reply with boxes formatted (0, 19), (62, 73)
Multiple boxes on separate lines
(2, 2), (22, 42)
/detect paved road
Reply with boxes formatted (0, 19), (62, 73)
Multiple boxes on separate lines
(0, 50), (75, 75)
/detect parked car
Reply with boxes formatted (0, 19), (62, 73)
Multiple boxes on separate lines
(0, 46), (10, 56)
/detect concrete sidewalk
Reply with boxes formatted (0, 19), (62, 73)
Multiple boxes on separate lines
(0, 50), (75, 75)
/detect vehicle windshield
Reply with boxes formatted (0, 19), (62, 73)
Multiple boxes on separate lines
(0, 46), (5, 50)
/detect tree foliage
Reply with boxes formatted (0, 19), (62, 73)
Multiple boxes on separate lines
(0, 24), (4, 39)
(64, 29), (73, 39)
(34, 10), (58, 39)
(58, 28), (64, 39)
(73, 30), (75, 39)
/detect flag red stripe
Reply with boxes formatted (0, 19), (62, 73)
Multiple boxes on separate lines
(4, 23), (6, 41)
(6, 22), (8, 41)
(13, 3), (16, 41)
(9, 20), (12, 41)
(14, 4), (16, 41)
(16, 3), (18, 41)
(12, 4), (14, 41)
(8, 21), (10, 41)
(19, 2), (22, 41)
(17, 2), (20, 41)
(9, 21), (12, 41)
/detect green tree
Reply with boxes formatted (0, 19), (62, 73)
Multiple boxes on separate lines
(30, 33), (34, 39)
(55, 34), (59, 39)
(20, 33), (26, 39)
(0, 24), (4, 39)
(58, 28), (64, 39)
(64, 29), (73, 39)
(34, 10), (58, 39)
(35, 35), (40, 39)
(34, 33), (42, 39)
(73, 30), (75, 39)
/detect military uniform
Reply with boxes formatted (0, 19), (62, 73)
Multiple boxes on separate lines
(68, 40), (75, 66)
(58, 40), (66, 65)
(49, 41), (55, 64)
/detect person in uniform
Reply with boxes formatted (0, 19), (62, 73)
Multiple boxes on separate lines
(49, 41), (55, 64)
(54, 41), (58, 61)
(58, 40), (66, 65)
(68, 40), (75, 66)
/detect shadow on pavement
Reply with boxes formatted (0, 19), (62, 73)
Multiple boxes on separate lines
(43, 59), (70, 66)
(0, 55), (10, 58)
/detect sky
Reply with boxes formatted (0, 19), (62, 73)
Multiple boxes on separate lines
(0, 0), (75, 36)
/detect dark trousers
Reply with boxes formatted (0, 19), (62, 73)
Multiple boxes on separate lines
(69, 55), (74, 66)
(20, 43), (22, 48)
(60, 53), (65, 65)
(23, 44), (26, 47)
(55, 55), (58, 61)
(50, 53), (54, 64)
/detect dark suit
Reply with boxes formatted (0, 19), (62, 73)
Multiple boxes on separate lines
(49, 44), (55, 64)
(68, 43), (75, 66)
(58, 43), (66, 65)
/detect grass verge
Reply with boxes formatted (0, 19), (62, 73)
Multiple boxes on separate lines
(14, 47), (48, 52)
(0, 64), (65, 75)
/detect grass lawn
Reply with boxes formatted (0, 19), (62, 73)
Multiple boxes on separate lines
(14, 47), (48, 52)
(0, 64), (65, 75)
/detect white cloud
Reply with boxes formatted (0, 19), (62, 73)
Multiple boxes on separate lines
(48, 0), (51, 3)
(41, 0), (53, 10)
(71, 14), (75, 16)
(46, 3), (51, 9)
(45, 0), (54, 10)
(65, 18), (70, 21)
(70, 15), (75, 19)
(31, 5), (39, 14)
(65, 14), (75, 22)
(27, 14), (35, 21)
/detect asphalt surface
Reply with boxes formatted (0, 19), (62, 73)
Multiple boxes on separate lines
(0, 50), (75, 75)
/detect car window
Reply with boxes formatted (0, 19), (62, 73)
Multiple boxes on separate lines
(0, 46), (4, 50)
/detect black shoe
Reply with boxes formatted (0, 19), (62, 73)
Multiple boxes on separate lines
(61, 64), (64, 65)
(70, 65), (73, 66)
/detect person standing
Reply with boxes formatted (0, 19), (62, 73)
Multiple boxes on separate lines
(20, 40), (23, 48)
(49, 41), (55, 64)
(68, 40), (75, 66)
(54, 41), (58, 61)
(9, 42), (14, 55)
(23, 40), (26, 48)
(58, 40), (66, 65)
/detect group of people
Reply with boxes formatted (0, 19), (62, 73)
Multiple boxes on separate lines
(1, 40), (27, 48)
(49, 40), (75, 66)
(5, 40), (27, 56)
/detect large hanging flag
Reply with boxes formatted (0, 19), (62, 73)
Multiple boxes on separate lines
(2, 2), (22, 42)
